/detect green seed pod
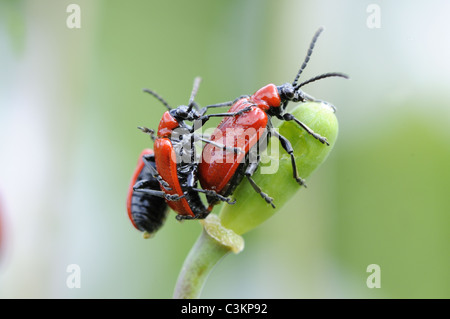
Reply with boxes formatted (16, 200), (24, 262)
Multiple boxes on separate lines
(218, 101), (339, 235)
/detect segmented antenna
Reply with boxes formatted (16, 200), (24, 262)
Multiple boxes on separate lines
(295, 72), (349, 90)
(137, 126), (156, 141)
(292, 27), (324, 86)
(142, 88), (172, 110)
(187, 76), (202, 112)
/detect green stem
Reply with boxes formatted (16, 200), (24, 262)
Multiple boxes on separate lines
(173, 214), (244, 299)
(172, 228), (230, 299)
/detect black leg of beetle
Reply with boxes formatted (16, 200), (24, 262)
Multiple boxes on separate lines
(210, 106), (253, 117)
(197, 133), (211, 139)
(175, 213), (208, 221)
(232, 94), (251, 104)
(281, 113), (329, 145)
(185, 164), (198, 189)
(199, 101), (233, 116)
(198, 105), (253, 125)
(271, 129), (307, 188)
(189, 130), (242, 154)
(204, 101), (234, 109)
(245, 161), (275, 208)
(200, 95), (250, 114)
(134, 188), (185, 201)
(132, 179), (153, 190)
(183, 161), (235, 205)
(190, 187), (236, 205)
(197, 136), (243, 154)
(313, 99), (337, 113)
(141, 155), (171, 190)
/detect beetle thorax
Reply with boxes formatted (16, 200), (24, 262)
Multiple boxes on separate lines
(251, 84), (281, 112)
(157, 111), (179, 138)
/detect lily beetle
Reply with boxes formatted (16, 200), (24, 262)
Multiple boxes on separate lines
(198, 27), (348, 208)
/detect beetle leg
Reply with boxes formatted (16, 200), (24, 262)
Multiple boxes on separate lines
(271, 129), (307, 188)
(141, 154), (172, 190)
(232, 105), (253, 116)
(133, 187), (184, 201)
(281, 112), (329, 145)
(132, 179), (153, 190)
(197, 133), (211, 139)
(199, 94), (251, 115)
(203, 101), (234, 109)
(164, 193), (186, 201)
(198, 105), (253, 123)
(197, 136), (243, 154)
(198, 101), (233, 116)
(192, 132), (242, 155)
(245, 161), (276, 208)
(309, 99), (337, 113)
(175, 211), (209, 221)
(190, 187), (236, 205)
(185, 164), (198, 188)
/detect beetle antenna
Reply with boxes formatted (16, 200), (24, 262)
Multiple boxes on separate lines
(143, 88), (172, 110)
(187, 76), (202, 112)
(137, 126), (156, 140)
(292, 27), (324, 87)
(294, 72), (349, 90)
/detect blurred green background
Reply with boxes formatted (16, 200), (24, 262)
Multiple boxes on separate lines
(1, 0), (449, 298)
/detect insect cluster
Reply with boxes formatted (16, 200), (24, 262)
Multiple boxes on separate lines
(126, 28), (348, 237)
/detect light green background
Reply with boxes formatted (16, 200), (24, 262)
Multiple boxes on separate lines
(0, 0), (449, 298)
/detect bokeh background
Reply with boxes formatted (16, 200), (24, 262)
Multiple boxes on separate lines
(1, 0), (449, 298)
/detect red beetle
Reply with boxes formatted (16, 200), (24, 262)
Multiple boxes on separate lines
(127, 149), (170, 236)
(135, 77), (245, 220)
(198, 27), (348, 208)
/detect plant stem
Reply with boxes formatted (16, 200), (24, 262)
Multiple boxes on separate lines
(173, 214), (244, 299)
(172, 228), (230, 299)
